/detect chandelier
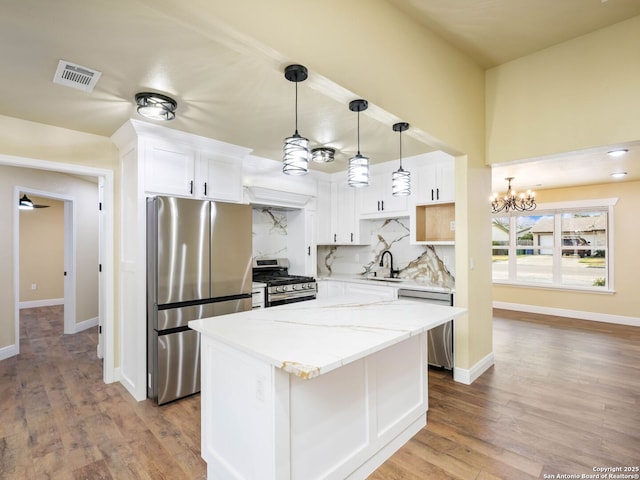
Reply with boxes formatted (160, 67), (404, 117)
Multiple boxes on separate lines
(491, 177), (536, 214)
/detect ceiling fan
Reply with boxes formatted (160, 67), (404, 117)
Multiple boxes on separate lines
(19, 194), (50, 210)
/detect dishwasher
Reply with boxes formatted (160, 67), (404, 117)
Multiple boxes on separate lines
(397, 289), (454, 370)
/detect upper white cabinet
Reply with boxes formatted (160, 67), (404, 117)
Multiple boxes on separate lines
(316, 176), (363, 245)
(332, 181), (361, 244)
(414, 157), (455, 204)
(143, 142), (196, 197)
(198, 154), (243, 202)
(359, 172), (408, 218)
(316, 180), (333, 245)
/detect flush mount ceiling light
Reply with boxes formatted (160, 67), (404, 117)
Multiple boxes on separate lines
(391, 122), (411, 197)
(311, 147), (335, 163)
(135, 92), (177, 121)
(282, 64), (310, 175)
(610, 172), (628, 178)
(607, 148), (628, 157)
(490, 177), (536, 214)
(348, 99), (370, 188)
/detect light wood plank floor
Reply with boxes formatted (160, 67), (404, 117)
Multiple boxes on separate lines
(1, 306), (638, 479)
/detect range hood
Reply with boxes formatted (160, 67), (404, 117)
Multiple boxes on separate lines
(245, 186), (312, 210)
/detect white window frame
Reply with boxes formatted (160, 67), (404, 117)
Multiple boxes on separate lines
(492, 198), (617, 293)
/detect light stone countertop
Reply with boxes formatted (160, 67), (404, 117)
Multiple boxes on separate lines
(317, 275), (454, 294)
(189, 295), (466, 379)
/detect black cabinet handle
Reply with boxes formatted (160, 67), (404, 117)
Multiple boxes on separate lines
(334, 233), (337, 242)
(377, 200), (380, 211)
(350, 232), (354, 243)
(436, 188), (440, 200)
(431, 189), (434, 201)
(381, 200), (384, 211)
(189, 180), (194, 195)
(204, 182), (208, 196)
(307, 246), (311, 256)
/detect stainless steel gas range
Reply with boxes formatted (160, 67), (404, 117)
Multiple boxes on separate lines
(252, 258), (316, 307)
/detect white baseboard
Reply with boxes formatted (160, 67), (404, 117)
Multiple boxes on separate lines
(75, 316), (98, 333)
(19, 298), (64, 309)
(0, 343), (19, 361)
(493, 301), (640, 327)
(454, 351), (495, 385)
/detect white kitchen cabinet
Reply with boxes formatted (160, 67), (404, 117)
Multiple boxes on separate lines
(332, 181), (361, 244)
(287, 208), (317, 277)
(144, 145), (244, 203)
(198, 153), (243, 203)
(316, 279), (346, 298)
(315, 180), (333, 244)
(317, 279), (396, 300)
(359, 172), (408, 218)
(144, 141), (197, 197)
(414, 158), (455, 204)
(344, 282), (397, 300)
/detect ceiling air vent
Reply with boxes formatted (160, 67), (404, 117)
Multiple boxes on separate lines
(53, 60), (102, 92)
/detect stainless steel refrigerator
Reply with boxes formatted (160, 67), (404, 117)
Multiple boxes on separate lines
(147, 196), (252, 405)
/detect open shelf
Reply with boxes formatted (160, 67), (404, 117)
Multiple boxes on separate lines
(415, 202), (455, 243)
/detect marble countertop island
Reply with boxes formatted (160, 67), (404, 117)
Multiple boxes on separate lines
(189, 295), (466, 380)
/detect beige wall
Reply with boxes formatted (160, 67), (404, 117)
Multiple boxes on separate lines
(0, 116), (116, 350)
(486, 17), (640, 322)
(19, 196), (64, 303)
(486, 16), (640, 165)
(493, 181), (640, 319)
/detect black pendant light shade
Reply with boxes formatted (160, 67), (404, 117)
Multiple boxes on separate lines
(135, 92), (177, 121)
(391, 122), (411, 196)
(283, 64), (310, 175)
(348, 99), (370, 187)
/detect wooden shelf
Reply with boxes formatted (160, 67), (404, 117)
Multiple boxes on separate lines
(415, 202), (455, 242)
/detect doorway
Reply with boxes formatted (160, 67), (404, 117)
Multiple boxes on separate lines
(2, 154), (114, 385)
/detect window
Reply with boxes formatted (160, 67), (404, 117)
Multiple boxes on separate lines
(492, 200), (615, 291)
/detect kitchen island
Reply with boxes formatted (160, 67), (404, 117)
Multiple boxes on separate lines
(189, 295), (466, 480)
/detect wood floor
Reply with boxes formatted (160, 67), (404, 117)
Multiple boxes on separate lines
(1, 307), (638, 479)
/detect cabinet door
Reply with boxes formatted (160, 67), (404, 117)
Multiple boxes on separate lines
(344, 282), (396, 300)
(144, 142), (196, 196)
(335, 182), (358, 244)
(316, 180), (333, 244)
(199, 154), (243, 203)
(415, 159), (455, 204)
(359, 172), (408, 218)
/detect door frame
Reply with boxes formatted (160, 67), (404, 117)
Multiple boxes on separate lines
(3, 153), (115, 384)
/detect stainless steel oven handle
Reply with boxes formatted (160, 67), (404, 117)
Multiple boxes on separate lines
(268, 290), (316, 302)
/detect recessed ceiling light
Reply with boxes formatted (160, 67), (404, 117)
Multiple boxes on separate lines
(607, 149), (628, 157)
(610, 172), (627, 178)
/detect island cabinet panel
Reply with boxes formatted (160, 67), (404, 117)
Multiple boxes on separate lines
(199, 332), (428, 480)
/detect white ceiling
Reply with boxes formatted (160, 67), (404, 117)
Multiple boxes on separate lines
(1, 0), (638, 190)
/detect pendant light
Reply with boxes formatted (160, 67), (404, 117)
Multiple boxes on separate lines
(391, 122), (411, 196)
(348, 99), (370, 187)
(283, 64), (310, 175)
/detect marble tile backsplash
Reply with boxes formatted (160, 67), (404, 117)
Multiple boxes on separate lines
(252, 208), (288, 259)
(253, 209), (455, 289)
(317, 218), (455, 289)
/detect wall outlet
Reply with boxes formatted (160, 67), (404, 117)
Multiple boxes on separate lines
(31, 283), (37, 290)
(450, 221), (456, 231)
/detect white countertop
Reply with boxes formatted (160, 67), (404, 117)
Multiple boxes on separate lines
(318, 275), (454, 294)
(189, 295), (466, 379)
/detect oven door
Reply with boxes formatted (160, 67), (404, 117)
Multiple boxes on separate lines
(267, 289), (316, 307)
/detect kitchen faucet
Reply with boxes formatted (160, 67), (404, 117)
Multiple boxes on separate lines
(379, 250), (399, 279)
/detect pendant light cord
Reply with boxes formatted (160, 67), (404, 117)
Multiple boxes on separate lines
(294, 82), (299, 135)
(357, 110), (361, 155)
(399, 129), (403, 168)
